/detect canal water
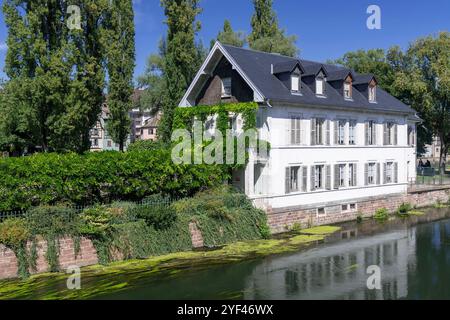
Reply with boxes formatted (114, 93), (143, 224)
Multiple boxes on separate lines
(100, 207), (450, 300)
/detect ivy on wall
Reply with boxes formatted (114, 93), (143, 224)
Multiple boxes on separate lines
(173, 102), (269, 170)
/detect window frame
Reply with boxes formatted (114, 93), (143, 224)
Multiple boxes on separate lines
(368, 163), (376, 185)
(344, 81), (352, 99)
(314, 165), (325, 190)
(316, 77), (324, 96)
(349, 120), (357, 145)
(368, 84), (377, 102)
(291, 74), (300, 92)
(221, 77), (232, 98)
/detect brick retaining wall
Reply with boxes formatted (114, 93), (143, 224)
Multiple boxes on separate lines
(267, 187), (450, 234)
(0, 237), (98, 280)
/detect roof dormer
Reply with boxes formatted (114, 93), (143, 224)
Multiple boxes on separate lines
(343, 74), (354, 100)
(271, 60), (305, 94)
(315, 69), (327, 96)
(354, 74), (378, 103)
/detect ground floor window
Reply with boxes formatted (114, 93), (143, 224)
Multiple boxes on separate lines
(285, 166), (307, 194)
(313, 165), (325, 190)
(367, 163), (376, 185)
(348, 163), (357, 187)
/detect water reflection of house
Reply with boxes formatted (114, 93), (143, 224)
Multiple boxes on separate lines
(244, 229), (416, 300)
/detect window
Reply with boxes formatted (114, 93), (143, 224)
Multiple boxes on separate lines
(107, 140), (112, 147)
(285, 166), (307, 194)
(338, 120), (346, 145)
(385, 162), (394, 184)
(349, 121), (356, 145)
(92, 128), (99, 136)
(344, 81), (352, 99)
(149, 128), (154, 135)
(290, 116), (302, 145)
(367, 163), (376, 185)
(348, 163), (357, 187)
(408, 126), (416, 146)
(366, 121), (377, 145)
(350, 203), (357, 210)
(92, 139), (98, 147)
(221, 77), (232, 97)
(317, 208), (326, 216)
(312, 118), (326, 145)
(342, 204), (349, 212)
(314, 165), (325, 190)
(369, 84), (377, 102)
(289, 166), (300, 192)
(291, 74), (300, 92)
(339, 164), (346, 187)
(384, 122), (397, 145)
(316, 77), (324, 95)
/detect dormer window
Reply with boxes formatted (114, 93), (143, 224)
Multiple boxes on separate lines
(221, 77), (232, 97)
(316, 78), (324, 95)
(344, 77), (352, 99)
(368, 81), (377, 102)
(316, 72), (326, 96)
(291, 74), (300, 92)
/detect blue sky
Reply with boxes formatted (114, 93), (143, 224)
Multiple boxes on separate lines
(0, 0), (449, 81)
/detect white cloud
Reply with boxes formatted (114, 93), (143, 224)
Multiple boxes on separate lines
(0, 42), (7, 51)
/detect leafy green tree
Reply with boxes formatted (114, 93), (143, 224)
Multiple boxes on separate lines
(104, 0), (136, 152)
(248, 0), (298, 57)
(0, 0), (108, 153)
(143, 0), (205, 142)
(212, 20), (246, 48)
(391, 32), (449, 173)
(330, 49), (396, 92)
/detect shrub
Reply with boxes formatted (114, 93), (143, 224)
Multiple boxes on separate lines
(356, 215), (363, 224)
(0, 149), (227, 211)
(0, 218), (31, 278)
(127, 140), (168, 152)
(374, 208), (389, 221)
(397, 203), (412, 215)
(0, 218), (30, 249)
(132, 204), (177, 230)
(78, 206), (113, 238)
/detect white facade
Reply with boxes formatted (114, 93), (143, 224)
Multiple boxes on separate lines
(244, 104), (417, 210)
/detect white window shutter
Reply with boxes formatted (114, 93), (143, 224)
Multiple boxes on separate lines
(285, 167), (291, 194)
(302, 167), (308, 192)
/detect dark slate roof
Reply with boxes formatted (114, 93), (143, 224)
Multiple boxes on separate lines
(327, 69), (354, 82)
(272, 60), (304, 74)
(353, 74), (376, 85)
(222, 44), (414, 115)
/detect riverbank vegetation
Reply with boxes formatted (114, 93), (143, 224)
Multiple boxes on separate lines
(0, 225), (338, 300)
(0, 186), (270, 279)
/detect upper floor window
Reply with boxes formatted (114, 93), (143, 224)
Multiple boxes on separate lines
(366, 121), (377, 145)
(338, 120), (346, 145)
(221, 77), (232, 97)
(316, 77), (325, 95)
(349, 121), (356, 145)
(311, 118), (327, 145)
(290, 115), (302, 145)
(384, 122), (398, 145)
(344, 78), (352, 99)
(291, 74), (300, 92)
(368, 83), (377, 102)
(408, 126), (416, 146)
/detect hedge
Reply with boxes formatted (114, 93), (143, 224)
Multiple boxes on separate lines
(0, 150), (227, 211)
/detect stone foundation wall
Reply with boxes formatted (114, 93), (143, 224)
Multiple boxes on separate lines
(267, 187), (450, 234)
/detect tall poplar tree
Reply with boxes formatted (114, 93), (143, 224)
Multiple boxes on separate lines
(158, 0), (203, 142)
(248, 0), (298, 57)
(212, 20), (246, 48)
(104, 0), (136, 152)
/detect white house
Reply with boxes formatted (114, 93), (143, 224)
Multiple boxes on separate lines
(180, 42), (420, 213)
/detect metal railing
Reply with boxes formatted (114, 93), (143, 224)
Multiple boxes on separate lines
(0, 197), (179, 222)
